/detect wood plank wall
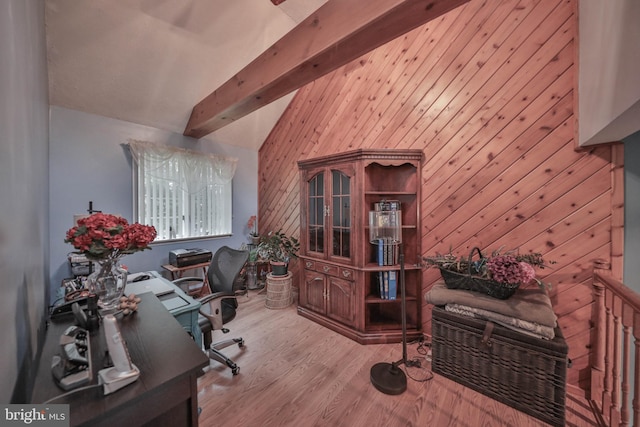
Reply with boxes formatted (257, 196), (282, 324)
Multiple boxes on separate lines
(258, 0), (617, 392)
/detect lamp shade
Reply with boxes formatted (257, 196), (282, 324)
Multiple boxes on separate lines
(369, 210), (402, 244)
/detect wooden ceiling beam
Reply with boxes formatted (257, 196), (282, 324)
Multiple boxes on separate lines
(184, 0), (469, 138)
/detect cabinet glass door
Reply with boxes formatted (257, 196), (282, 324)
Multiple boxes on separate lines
(331, 170), (350, 258)
(308, 173), (324, 254)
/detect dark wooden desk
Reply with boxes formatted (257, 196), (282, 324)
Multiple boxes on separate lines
(31, 293), (209, 427)
(130, 271), (203, 348)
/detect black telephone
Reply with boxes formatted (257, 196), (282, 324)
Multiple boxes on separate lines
(50, 296), (89, 318)
(51, 325), (92, 390)
(51, 295), (100, 331)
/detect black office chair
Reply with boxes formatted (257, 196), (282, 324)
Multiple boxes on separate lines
(173, 246), (249, 375)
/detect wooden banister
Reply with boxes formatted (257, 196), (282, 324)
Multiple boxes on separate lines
(591, 264), (640, 427)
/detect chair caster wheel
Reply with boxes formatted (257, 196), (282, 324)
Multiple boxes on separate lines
(227, 359), (240, 374)
(238, 340), (245, 348)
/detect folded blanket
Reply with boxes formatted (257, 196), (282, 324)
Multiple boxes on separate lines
(425, 282), (557, 328)
(445, 303), (555, 340)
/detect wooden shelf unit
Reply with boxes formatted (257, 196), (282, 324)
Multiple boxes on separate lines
(297, 149), (423, 344)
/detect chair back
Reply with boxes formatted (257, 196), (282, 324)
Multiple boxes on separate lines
(208, 246), (249, 293)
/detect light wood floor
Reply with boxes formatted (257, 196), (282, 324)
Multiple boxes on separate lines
(197, 289), (599, 427)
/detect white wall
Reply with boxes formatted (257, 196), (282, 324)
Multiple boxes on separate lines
(0, 0), (49, 403)
(624, 131), (640, 291)
(49, 107), (258, 299)
(579, 0), (640, 146)
(622, 131), (640, 427)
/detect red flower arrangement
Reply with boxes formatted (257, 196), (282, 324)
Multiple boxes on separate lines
(65, 213), (157, 260)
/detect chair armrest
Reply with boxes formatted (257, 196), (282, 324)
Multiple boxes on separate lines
(198, 291), (236, 330)
(198, 290), (236, 305)
(172, 277), (203, 285)
(173, 277), (208, 295)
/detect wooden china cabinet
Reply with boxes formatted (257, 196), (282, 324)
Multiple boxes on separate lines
(297, 149), (423, 344)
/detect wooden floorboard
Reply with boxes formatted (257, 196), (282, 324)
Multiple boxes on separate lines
(197, 289), (599, 426)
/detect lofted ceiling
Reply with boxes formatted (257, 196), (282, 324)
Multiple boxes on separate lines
(45, 0), (327, 151)
(46, 0), (640, 152)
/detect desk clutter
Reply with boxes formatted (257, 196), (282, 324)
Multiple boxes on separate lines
(118, 294), (142, 315)
(50, 315), (140, 395)
(53, 270), (204, 350)
(425, 284), (568, 427)
(51, 325), (92, 391)
(67, 252), (93, 277)
(33, 293), (209, 425)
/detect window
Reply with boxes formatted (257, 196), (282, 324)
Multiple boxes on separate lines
(128, 140), (237, 241)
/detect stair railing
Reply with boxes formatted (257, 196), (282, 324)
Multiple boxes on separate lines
(591, 261), (640, 427)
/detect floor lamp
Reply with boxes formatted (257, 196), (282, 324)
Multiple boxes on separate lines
(368, 207), (410, 395)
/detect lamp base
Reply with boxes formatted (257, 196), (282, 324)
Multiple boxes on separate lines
(370, 362), (407, 395)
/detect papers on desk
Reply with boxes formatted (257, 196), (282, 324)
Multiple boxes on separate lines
(124, 277), (175, 297)
(124, 273), (192, 312)
(124, 272), (194, 312)
(160, 295), (190, 311)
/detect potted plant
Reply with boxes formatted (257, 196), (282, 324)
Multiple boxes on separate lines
(256, 230), (300, 276)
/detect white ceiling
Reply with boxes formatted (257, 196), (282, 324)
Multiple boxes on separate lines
(45, 0), (327, 151)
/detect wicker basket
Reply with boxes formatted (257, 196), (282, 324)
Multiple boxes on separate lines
(439, 247), (520, 300)
(265, 272), (293, 309)
(431, 306), (567, 427)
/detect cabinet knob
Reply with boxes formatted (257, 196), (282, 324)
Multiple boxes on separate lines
(342, 270), (352, 278)
(323, 266), (330, 272)
(305, 261), (313, 268)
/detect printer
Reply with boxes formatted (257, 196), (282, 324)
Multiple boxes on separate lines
(169, 248), (213, 268)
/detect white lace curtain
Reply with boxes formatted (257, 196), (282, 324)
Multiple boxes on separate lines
(127, 140), (237, 194)
(127, 140), (238, 240)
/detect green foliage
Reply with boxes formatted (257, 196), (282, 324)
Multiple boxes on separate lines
(248, 248), (258, 262)
(256, 230), (300, 263)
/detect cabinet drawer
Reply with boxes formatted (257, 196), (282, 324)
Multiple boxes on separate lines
(303, 259), (354, 281)
(339, 268), (354, 280)
(316, 262), (339, 277)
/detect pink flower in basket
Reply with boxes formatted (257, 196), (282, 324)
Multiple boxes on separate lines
(423, 246), (554, 298)
(486, 255), (528, 285)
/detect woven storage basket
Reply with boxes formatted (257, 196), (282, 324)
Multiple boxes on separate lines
(265, 272), (293, 309)
(439, 247), (520, 300)
(431, 306), (568, 427)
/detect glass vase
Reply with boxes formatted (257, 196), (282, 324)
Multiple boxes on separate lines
(88, 257), (127, 311)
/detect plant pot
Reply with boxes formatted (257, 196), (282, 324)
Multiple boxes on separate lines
(250, 235), (260, 245)
(270, 261), (288, 276)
